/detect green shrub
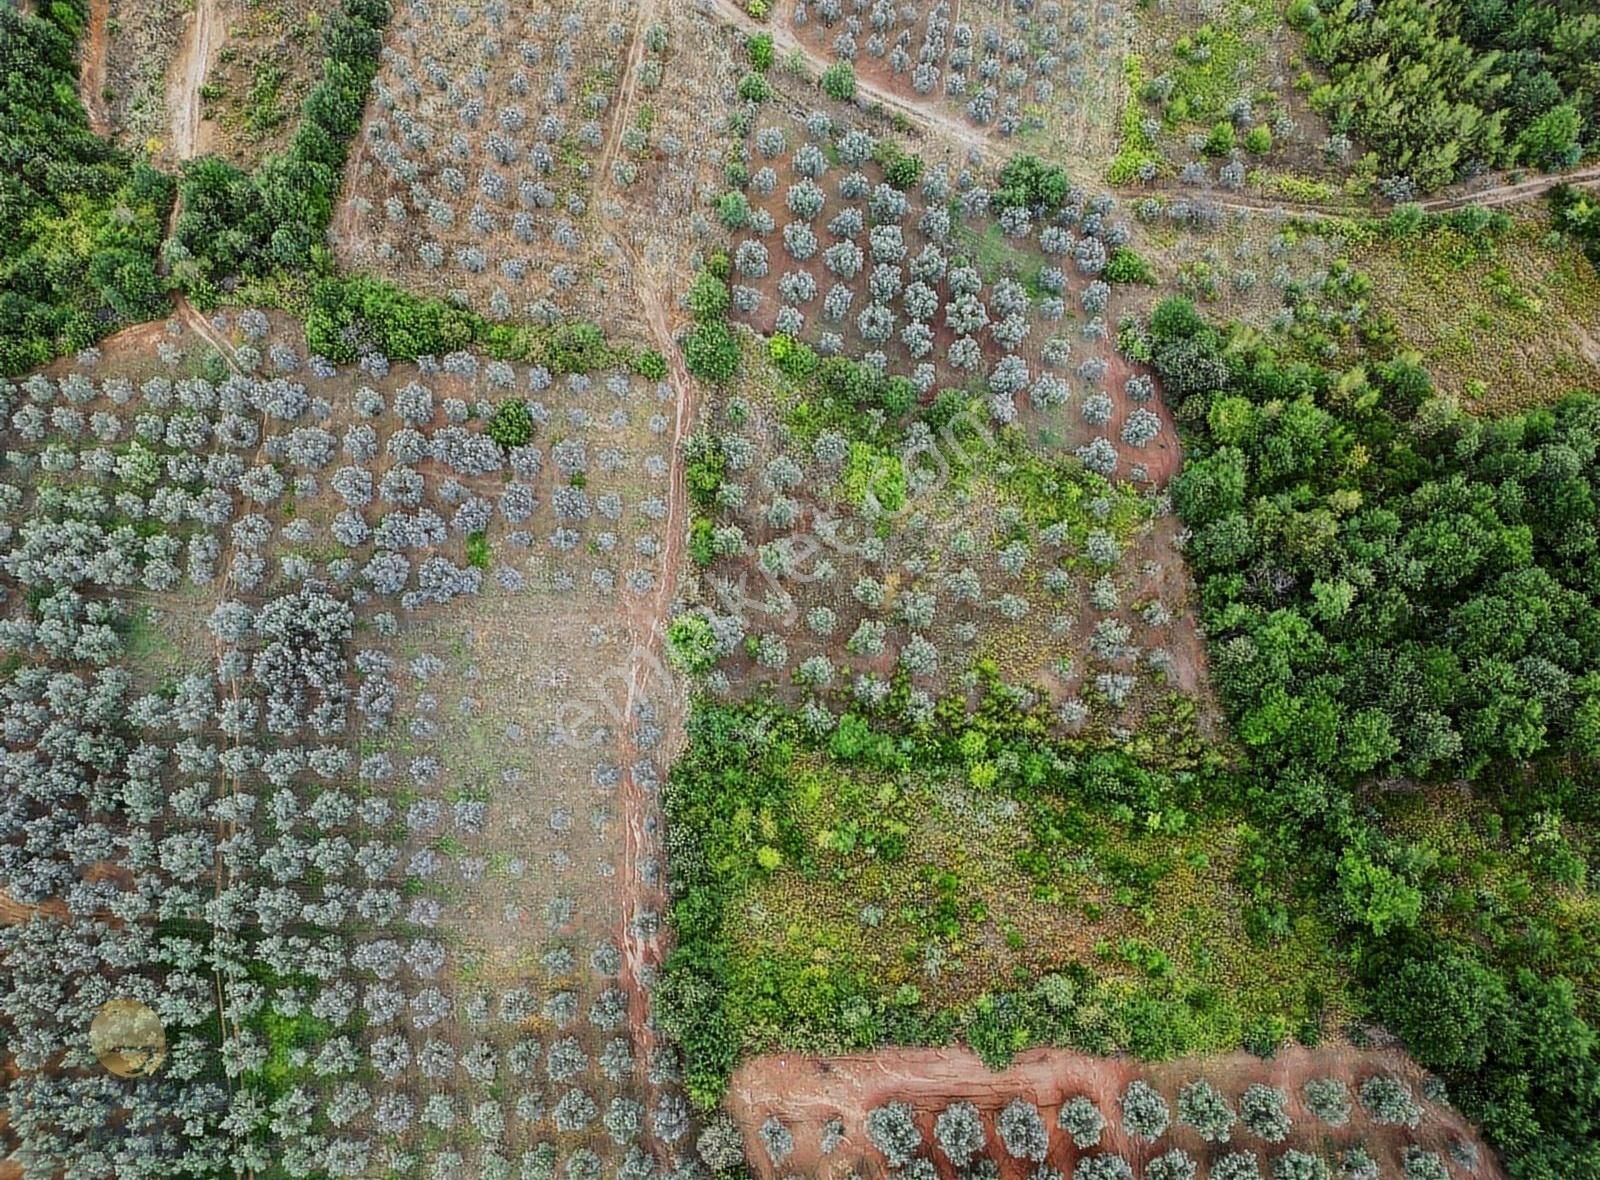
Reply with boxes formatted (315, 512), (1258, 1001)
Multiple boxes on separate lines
(1105, 247), (1156, 285)
(821, 61), (856, 101)
(716, 191), (752, 229)
(688, 517), (715, 568)
(768, 333), (818, 379)
(683, 321), (740, 383)
(736, 71), (771, 102)
(874, 140), (924, 189)
(688, 271), (732, 322)
(666, 614), (720, 675)
(1202, 121), (1236, 156)
(994, 154), (1071, 213)
(745, 31), (774, 70)
(486, 400), (534, 448)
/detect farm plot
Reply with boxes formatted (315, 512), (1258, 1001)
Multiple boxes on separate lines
(722, 111), (1177, 479)
(592, 0), (745, 291)
(1121, 199), (1363, 328)
(0, 312), (699, 1178)
(680, 351), (1209, 737)
(726, 1044), (1501, 1180)
(784, 0), (1128, 166)
(332, 0), (637, 324)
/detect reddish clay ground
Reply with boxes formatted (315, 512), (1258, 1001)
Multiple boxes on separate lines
(729, 1044), (1501, 1180)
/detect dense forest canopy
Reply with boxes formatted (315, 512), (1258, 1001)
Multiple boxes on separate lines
(1150, 297), (1600, 1179)
(1156, 300), (1600, 793)
(0, 1), (171, 375)
(1304, 0), (1599, 191)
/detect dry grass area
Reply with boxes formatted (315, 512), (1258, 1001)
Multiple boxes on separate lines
(194, 0), (325, 166)
(1351, 204), (1600, 413)
(1120, 203), (1345, 325)
(99, 0), (187, 150)
(732, 768), (1340, 1016)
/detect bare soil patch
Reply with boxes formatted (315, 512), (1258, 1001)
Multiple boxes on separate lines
(79, 0), (112, 136)
(168, 0), (220, 160)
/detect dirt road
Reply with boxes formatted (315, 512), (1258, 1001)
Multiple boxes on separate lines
(169, 0), (219, 160)
(1133, 160), (1600, 224)
(612, 250), (699, 1125)
(588, 3), (705, 1119)
(597, 0), (654, 196)
(174, 295), (242, 373)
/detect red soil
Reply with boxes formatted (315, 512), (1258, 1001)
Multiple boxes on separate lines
(729, 1044), (1502, 1180)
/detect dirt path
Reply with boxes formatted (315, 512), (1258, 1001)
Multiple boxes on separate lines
(1422, 161), (1600, 211)
(612, 245), (699, 1120)
(589, 1), (702, 1105)
(1130, 161), (1600, 224)
(597, 0), (652, 192)
(0, 888), (67, 926)
(169, 0), (219, 160)
(174, 296), (243, 373)
(705, 1), (1600, 222)
(709, 0), (1010, 171)
(730, 1044), (1503, 1180)
(79, 0), (112, 137)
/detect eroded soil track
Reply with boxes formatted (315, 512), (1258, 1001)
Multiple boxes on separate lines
(79, 0), (111, 137)
(730, 1044), (1503, 1179)
(168, 0), (219, 160)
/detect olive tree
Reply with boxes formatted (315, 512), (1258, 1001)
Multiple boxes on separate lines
(1057, 1097), (1104, 1147)
(867, 1102), (922, 1167)
(1119, 1081), (1168, 1141)
(934, 1101), (983, 1166)
(997, 1099), (1047, 1161)
(1177, 1080), (1235, 1142)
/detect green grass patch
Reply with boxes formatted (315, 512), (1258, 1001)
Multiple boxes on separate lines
(657, 695), (1350, 1107)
